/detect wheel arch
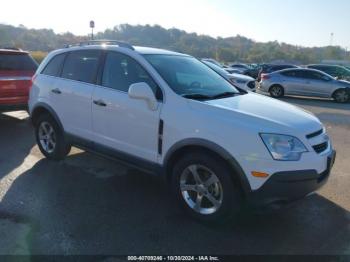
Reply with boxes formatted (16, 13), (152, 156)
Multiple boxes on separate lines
(332, 87), (350, 98)
(163, 139), (252, 196)
(31, 103), (64, 131)
(268, 83), (284, 93)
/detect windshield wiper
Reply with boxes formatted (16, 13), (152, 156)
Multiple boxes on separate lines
(211, 92), (239, 99)
(182, 93), (213, 100)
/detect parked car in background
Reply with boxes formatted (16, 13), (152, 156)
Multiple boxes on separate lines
(258, 64), (298, 81)
(29, 41), (335, 222)
(0, 48), (38, 112)
(202, 58), (240, 74)
(306, 64), (350, 81)
(229, 63), (264, 79)
(244, 64), (262, 79)
(202, 60), (256, 91)
(259, 68), (350, 103)
(229, 63), (249, 70)
(201, 58), (222, 67)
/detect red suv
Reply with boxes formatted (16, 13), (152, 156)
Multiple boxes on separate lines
(0, 48), (38, 112)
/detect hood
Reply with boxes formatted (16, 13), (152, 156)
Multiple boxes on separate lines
(200, 93), (323, 135)
(228, 73), (255, 82)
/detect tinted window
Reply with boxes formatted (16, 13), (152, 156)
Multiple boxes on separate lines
(0, 53), (38, 71)
(289, 70), (309, 78)
(310, 66), (338, 76)
(303, 71), (325, 80)
(102, 52), (161, 98)
(281, 70), (298, 77)
(321, 67), (335, 75)
(61, 50), (101, 84)
(271, 65), (295, 72)
(41, 53), (66, 77)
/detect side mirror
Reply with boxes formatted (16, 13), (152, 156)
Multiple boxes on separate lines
(128, 82), (158, 111)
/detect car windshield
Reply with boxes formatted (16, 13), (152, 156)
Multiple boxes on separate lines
(144, 54), (240, 99)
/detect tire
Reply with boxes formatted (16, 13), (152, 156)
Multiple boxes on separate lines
(171, 152), (243, 223)
(34, 113), (71, 160)
(333, 89), (349, 103)
(269, 85), (284, 98)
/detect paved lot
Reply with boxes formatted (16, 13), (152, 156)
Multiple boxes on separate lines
(0, 96), (349, 255)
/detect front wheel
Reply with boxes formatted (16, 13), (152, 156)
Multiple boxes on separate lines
(171, 153), (243, 223)
(35, 114), (71, 160)
(269, 85), (284, 98)
(333, 89), (349, 103)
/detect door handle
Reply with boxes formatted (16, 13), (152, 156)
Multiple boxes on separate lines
(51, 88), (62, 94)
(93, 99), (107, 107)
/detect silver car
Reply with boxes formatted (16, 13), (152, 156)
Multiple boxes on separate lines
(259, 68), (350, 103)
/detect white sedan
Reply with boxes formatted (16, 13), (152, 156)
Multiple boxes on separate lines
(202, 60), (256, 91)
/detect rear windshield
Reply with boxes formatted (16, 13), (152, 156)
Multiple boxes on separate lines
(0, 53), (38, 71)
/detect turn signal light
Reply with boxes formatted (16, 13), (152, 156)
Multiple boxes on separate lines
(251, 171), (269, 178)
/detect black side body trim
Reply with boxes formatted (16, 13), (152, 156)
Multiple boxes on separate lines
(158, 119), (164, 155)
(66, 133), (162, 176)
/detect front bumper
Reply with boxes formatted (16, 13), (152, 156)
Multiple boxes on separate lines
(247, 150), (336, 208)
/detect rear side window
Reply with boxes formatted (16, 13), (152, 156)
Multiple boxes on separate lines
(61, 50), (101, 84)
(294, 70), (309, 78)
(0, 53), (38, 71)
(281, 70), (297, 77)
(41, 53), (66, 77)
(102, 52), (161, 99)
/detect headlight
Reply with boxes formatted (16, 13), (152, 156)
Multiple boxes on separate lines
(260, 133), (308, 161)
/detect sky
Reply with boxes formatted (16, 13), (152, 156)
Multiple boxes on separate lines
(1, 0), (349, 48)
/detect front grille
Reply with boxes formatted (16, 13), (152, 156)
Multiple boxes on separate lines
(306, 129), (323, 139)
(313, 142), (328, 154)
(247, 81), (256, 89)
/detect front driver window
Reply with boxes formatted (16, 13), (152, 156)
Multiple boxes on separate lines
(102, 52), (161, 99)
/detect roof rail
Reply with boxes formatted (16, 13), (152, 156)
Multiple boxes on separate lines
(65, 40), (134, 50)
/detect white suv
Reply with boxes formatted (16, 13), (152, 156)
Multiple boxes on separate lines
(29, 41), (336, 222)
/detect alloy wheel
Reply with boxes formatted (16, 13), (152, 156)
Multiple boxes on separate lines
(180, 164), (223, 215)
(38, 121), (56, 154)
(271, 86), (282, 97)
(335, 90), (349, 103)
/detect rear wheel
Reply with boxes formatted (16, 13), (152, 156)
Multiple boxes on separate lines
(269, 85), (284, 98)
(35, 114), (71, 160)
(171, 153), (243, 223)
(333, 89), (349, 103)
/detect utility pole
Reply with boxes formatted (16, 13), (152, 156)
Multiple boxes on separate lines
(330, 32), (334, 46)
(90, 20), (95, 40)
